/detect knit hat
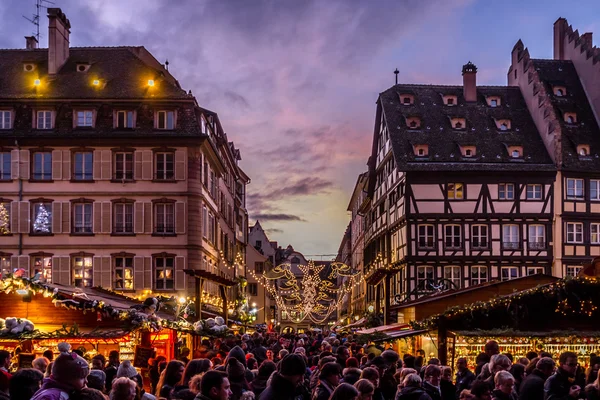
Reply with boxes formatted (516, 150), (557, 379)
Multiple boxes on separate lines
(226, 358), (246, 379)
(116, 360), (138, 379)
(87, 370), (106, 389)
(319, 362), (341, 380)
(52, 353), (89, 382)
(280, 354), (306, 377)
(294, 347), (305, 355)
(381, 349), (399, 365)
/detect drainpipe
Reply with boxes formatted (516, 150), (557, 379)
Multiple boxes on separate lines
(15, 140), (23, 255)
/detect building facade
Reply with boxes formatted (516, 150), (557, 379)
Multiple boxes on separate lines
(0, 9), (249, 313)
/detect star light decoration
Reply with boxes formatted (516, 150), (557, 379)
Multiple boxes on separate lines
(250, 261), (363, 324)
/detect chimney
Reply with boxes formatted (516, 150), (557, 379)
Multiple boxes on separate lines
(554, 18), (568, 60)
(25, 36), (38, 49)
(47, 8), (71, 75)
(462, 61), (477, 102)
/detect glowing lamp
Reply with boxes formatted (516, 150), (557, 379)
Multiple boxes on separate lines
(16, 289), (29, 295)
(33, 79), (41, 86)
(252, 302), (257, 307)
(92, 79), (100, 86)
(355, 315), (359, 321)
(147, 79), (155, 87)
(178, 297), (186, 304)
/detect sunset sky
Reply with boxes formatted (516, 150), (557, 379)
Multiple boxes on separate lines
(1, 0), (599, 257)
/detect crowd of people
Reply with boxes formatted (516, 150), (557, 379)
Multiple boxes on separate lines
(0, 332), (599, 400)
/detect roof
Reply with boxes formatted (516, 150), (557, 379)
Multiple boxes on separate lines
(380, 84), (555, 172)
(0, 47), (189, 100)
(531, 59), (600, 172)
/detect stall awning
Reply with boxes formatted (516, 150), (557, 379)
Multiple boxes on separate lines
(356, 323), (410, 335)
(384, 329), (429, 340)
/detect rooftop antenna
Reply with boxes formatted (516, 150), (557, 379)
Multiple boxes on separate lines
(165, 59), (169, 71)
(394, 68), (399, 85)
(23, 0), (55, 42)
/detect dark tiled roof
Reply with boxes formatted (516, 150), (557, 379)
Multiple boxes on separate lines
(380, 84), (555, 172)
(531, 59), (600, 172)
(0, 47), (189, 100)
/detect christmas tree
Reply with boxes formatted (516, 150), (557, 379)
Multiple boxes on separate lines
(0, 203), (9, 235)
(34, 204), (51, 233)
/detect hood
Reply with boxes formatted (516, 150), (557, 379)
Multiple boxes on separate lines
(227, 346), (247, 367)
(401, 386), (427, 396)
(343, 367), (362, 377)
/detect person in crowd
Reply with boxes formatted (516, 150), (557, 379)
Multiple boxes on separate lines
(92, 355), (106, 371)
(194, 370), (232, 400)
(259, 354), (309, 400)
(587, 357), (600, 385)
(226, 357), (251, 400)
(178, 348), (191, 365)
(526, 351), (539, 361)
(149, 356), (167, 394)
(519, 357), (555, 400)
(310, 356), (337, 391)
(31, 352), (90, 400)
(354, 379), (374, 400)
(116, 360), (155, 400)
(440, 366), (455, 400)
(250, 361), (276, 398)
(330, 382), (359, 400)
(104, 350), (120, 392)
(491, 371), (516, 400)
(422, 365), (442, 400)
(111, 377), (137, 400)
(470, 381), (491, 400)
(343, 358), (362, 385)
(525, 357), (541, 376)
(476, 341), (499, 377)
(360, 367), (383, 400)
(544, 351), (581, 400)
(0, 372), (8, 400)
(71, 388), (108, 400)
(9, 368), (44, 400)
(252, 338), (267, 366)
(227, 346), (256, 383)
(455, 358), (476, 396)
(0, 351), (11, 381)
(336, 347), (351, 371)
(33, 357), (50, 374)
(43, 350), (55, 362)
(481, 355), (512, 390)
(458, 389), (474, 400)
(266, 350), (274, 362)
(175, 358), (212, 393)
(396, 373), (432, 400)
(156, 360), (185, 399)
(279, 349), (290, 361)
(87, 370), (107, 393)
(516, 358), (529, 367)
(508, 363), (525, 394)
(313, 362), (341, 400)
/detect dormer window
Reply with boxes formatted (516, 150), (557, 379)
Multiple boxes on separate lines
(455, 122), (463, 129)
(554, 86), (567, 97)
(512, 150), (520, 157)
(495, 119), (511, 131)
(577, 145), (590, 157)
(491, 100), (497, 107)
(406, 116), (421, 129)
(76, 63), (91, 73)
(508, 146), (523, 159)
(460, 145), (476, 158)
(486, 96), (501, 107)
(443, 95), (458, 106)
(23, 63), (36, 72)
(500, 123), (508, 131)
(564, 112), (577, 124)
(447, 98), (454, 105)
(413, 145), (428, 157)
(399, 94), (414, 105)
(418, 148), (426, 156)
(450, 117), (466, 130)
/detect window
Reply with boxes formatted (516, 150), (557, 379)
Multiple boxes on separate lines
(566, 266), (582, 277)
(566, 222), (583, 243)
(155, 152), (174, 180)
(157, 111), (175, 130)
(208, 212), (216, 243)
(444, 225), (462, 249)
(154, 203), (174, 234)
(116, 111), (134, 129)
(0, 203), (10, 234)
(501, 267), (519, 281)
(555, 88), (564, 97)
(591, 180), (600, 201)
(490, 99), (498, 107)
(454, 121), (463, 129)
(0, 111), (11, 129)
(498, 183), (514, 200)
(528, 225), (546, 249)
(72, 256), (93, 287)
(255, 262), (264, 274)
(417, 225), (435, 249)
(511, 149), (520, 158)
(202, 205), (208, 238)
(444, 266), (461, 289)
(579, 147), (588, 156)
(567, 178), (584, 199)
(32, 152), (52, 180)
(255, 240), (262, 249)
(500, 123), (508, 131)
(470, 266), (488, 285)
(447, 183), (464, 200)
(447, 98), (454, 105)
(417, 148), (425, 156)
(114, 257), (133, 290)
(465, 149), (472, 157)
(409, 121), (417, 128)
(114, 152), (133, 180)
(76, 110), (93, 127)
(73, 203), (93, 234)
(248, 283), (258, 296)
(114, 203), (134, 234)
(0, 256), (10, 278)
(527, 266), (545, 275)
(566, 115), (575, 124)
(73, 152), (93, 180)
(402, 97), (411, 105)
(155, 256), (174, 290)
(502, 225), (519, 249)
(526, 184), (542, 200)
(471, 225), (488, 249)
(32, 203), (52, 234)
(416, 266), (434, 291)
(591, 223), (600, 244)
(32, 256), (52, 283)
(37, 111), (52, 129)
(0, 152), (11, 180)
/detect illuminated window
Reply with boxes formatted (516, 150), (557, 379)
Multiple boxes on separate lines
(32, 202), (52, 234)
(0, 111), (11, 129)
(113, 203), (133, 234)
(555, 88), (565, 96)
(0, 256), (10, 278)
(32, 255), (52, 283)
(114, 257), (133, 290)
(500, 123), (508, 131)
(157, 111), (175, 130)
(447, 183), (464, 199)
(76, 110), (93, 127)
(591, 223), (600, 244)
(155, 256), (174, 290)
(0, 203), (10, 235)
(36, 111), (52, 129)
(72, 256), (93, 287)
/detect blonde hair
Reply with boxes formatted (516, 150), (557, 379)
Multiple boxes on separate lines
(110, 377), (136, 400)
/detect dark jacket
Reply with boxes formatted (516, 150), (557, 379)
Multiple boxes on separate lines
(342, 367), (362, 385)
(105, 363), (118, 392)
(227, 346), (255, 384)
(491, 389), (518, 400)
(312, 381), (335, 400)
(440, 380), (456, 400)
(455, 369), (476, 395)
(544, 368), (577, 400)
(423, 382), (442, 400)
(0, 391), (9, 400)
(520, 369), (548, 400)
(251, 375), (269, 398)
(585, 384), (600, 400)
(259, 372), (309, 400)
(396, 386), (433, 400)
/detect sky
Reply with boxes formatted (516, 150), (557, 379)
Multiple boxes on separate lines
(1, 0), (599, 257)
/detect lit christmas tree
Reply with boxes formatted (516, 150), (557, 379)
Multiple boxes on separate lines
(0, 203), (9, 235)
(33, 204), (51, 233)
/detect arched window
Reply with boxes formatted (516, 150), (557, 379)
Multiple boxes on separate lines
(579, 147), (588, 156)
(455, 122), (463, 129)
(567, 115), (574, 124)
(511, 150), (520, 158)
(465, 149), (472, 157)
(556, 89), (564, 97)
(418, 148), (425, 156)
(500, 123), (508, 131)
(410, 121), (417, 128)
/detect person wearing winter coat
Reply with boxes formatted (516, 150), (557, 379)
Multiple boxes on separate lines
(455, 358), (476, 396)
(396, 373), (432, 400)
(259, 354), (309, 400)
(544, 352), (581, 400)
(227, 346), (256, 384)
(312, 362), (340, 400)
(343, 367), (362, 386)
(490, 371), (517, 400)
(519, 358), (555, 400)
(31, 353), (90, 400)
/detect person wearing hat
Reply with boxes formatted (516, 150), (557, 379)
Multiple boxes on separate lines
(31, 352), (89, 400)
(226, 357), (251, 400)
(313, 362), (341, 400)
(259, 354), (309, 400)
(86, 370), (106, 393)
(117, 360), (156, 400)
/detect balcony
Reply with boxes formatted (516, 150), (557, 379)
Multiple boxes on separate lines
(502, 242), (520, 250)
(529, 241), (546, 250)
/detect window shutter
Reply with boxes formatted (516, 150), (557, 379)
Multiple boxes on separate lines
(101, 150), (111, 180)
(101, 202), (111, 234)
(142, 150), (153, 180)
(19, 201), (29, 233)
(144, 202), (152, 233)
(59, 256), (70, 285)
(10, 202), (18, 235)
(62, 150), (71, 180)
(18, 255), (29, 278)
(52, 202), (62, 233)
(144, 257), (152, 289)
(101, 256), (111, 288)
(10, 256), (18, 273)
(134, 202), (144, 233)
(93, 256), (102, 288)
(175, 201), (186, 234)
(175, 150), (186, 180)
(10, 150), (19, 179)
(93, 150), (102, 180)
(52, 256), (61, 283)
(93, 202), (101, 234)
(134, 256), (144, 290)
(51, 150), (62, 180)
(19, 150), (29, 179)
(61, 202), (70, 233)
(134, 150), (143, 180)
(175, 256), (186, 290)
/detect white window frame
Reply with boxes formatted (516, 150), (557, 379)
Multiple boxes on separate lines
(154, 256), (174, 290)
(567, 178), (584, 199)
(444, 266), (461, 289)
(32, 255), (52, 283)
(36, 110), (52, 129)
(114, 256), (134, 290)
(154, 203), (175, 234)
(116, 110), (134, 129)
(528, 225), (546, 250)
(72, 256), (93, 287)
(155, 152), (174, 180)
(591, 223), (600, 244)
(526, 266), (545, 276)
(498, 183), (514, 200)
(566, 266), (582, 277)
(444, 224), (462, 249)
(501, 266), (519, 281)
(447, 183), (464, 200)
(502, 225), (520, 249)
(76, 110), (94, 127)
(114, 203), (134, 234)
(0, 111), (11, 129)
(417, 225), (435, 249)
(471, 225), (488, 249)
(470, 266), (488, 285)
(73, 203), (93, 234)
(526, 184), (542, 200)
(490, 99), (498, 107)
(156, 110), (175, 130)
(591, 180), (600, 201)
(416, 266), (434, 291)
(566, 222), (584, 244)
(114, 152), (133, 180)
